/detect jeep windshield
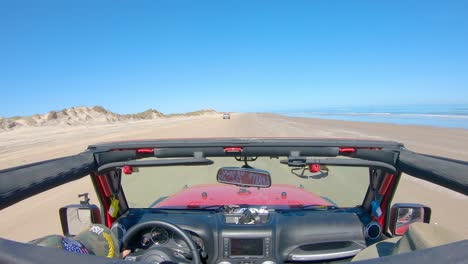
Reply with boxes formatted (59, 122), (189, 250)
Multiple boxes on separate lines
(121, 157), (370, 209)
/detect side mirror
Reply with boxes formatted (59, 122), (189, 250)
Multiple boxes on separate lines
(389, 203), (431, 236)
(59, 193), (102, 236)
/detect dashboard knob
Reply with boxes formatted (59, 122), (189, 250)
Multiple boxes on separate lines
(262, 261), (277, 264)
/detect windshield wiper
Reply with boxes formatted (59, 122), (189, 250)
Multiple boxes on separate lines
(301, 204), (337, 210)
(281, 204), (338, 211)
(152, 205), (226, 211)
(184, 205), (226, 210)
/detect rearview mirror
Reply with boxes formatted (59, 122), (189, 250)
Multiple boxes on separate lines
(389, 203), (431, 236)
(59, 193), (102, 236)
(217, 167), (271, 188)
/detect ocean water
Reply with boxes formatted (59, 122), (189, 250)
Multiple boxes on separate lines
(280, 105), (468, 129)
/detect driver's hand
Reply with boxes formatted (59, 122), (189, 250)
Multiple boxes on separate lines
(121, 249), (132, 258)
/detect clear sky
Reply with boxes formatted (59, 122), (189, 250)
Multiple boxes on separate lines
(1, 1), (467, 117)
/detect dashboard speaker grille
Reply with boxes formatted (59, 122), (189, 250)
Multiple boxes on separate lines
(365, 222), (382, 240)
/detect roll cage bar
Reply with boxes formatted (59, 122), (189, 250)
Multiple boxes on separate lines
(1, 138), (467, 211)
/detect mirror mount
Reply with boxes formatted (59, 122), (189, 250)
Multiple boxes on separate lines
(78, 193), (91, 206)
(59, 193), (102, 236)
(389, 203), (431, 236)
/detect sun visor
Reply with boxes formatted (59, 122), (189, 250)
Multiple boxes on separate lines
(0, 151), (96, 210)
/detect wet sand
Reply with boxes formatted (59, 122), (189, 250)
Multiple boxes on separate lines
(0, 113), (467, 241)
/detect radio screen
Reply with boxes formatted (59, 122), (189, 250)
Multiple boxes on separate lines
(230, 238), (263, 256)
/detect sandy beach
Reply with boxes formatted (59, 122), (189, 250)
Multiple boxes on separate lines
(0, 113), (467, 242)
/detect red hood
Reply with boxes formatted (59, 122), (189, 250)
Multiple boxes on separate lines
(155, 184), (332, 208)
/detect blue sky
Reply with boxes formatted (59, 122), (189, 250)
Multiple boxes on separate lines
(1, 1), (467, 117)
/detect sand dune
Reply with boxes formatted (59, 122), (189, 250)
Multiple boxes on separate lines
(0, 113), (466, 242)
(0, 106), (217, 131)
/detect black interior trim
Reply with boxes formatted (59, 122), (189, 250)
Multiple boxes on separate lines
(397, 149), (468, 195)
(280, 157), (397, 173)
(88, 138), (404, 151)
(97, 158), (214, 173)
(0, 151), (95, 210)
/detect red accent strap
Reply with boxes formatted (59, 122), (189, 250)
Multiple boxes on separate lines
(137, 148), (154, 154)
(97, 175), (112, 197)
(379, 174), (394, 195)
(94, 174), (114, 227)
(339, 147), (356, 153)
(378, 174), (396, 227)
(224, 147), (243, 153)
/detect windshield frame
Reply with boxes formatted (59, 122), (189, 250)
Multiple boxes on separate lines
(88, 138), (403, 223)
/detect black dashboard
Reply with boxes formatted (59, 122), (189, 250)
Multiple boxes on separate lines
(111, 207), (368, 263)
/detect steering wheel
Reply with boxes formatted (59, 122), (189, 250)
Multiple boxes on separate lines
(122, 220), (202, 264)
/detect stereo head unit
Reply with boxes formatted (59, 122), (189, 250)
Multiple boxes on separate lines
(231, 238), (263, 256)
(223, 237), (271, 258)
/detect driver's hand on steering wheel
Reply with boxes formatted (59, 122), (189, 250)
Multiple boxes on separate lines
(121, 249), (132, 258)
